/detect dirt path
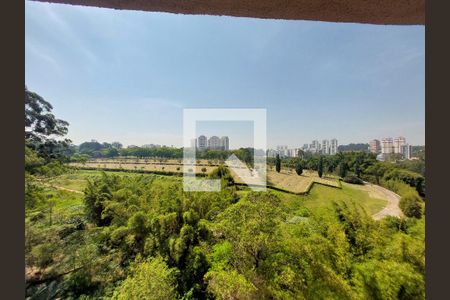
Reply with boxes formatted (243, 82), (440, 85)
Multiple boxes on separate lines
(38, 181), (84, 194)
(350, 182), (402, 220)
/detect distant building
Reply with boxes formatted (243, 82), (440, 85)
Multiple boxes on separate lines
(276, 145), (289, 157)
(195, 135), (230, 150)
(208, 136), (222, 150)
(400, 144), (412, 160)
(381, 137), (407, 155)
(369, 139), (381, 154)
(220, 136), (230, 151)
(267, 149), (277, 158)
(393, 136), (406, 154)
(330, 139), (338, 155)
(197, 135), (207, 150)
(381, 138), (394, 154)
(291, 148), (303, 158)
(376, 153), (387, 161)
(300, 139), (337, 155)
(310, 140), (320, 153)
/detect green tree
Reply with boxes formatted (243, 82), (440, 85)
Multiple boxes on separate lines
(275, 154), (281, 173)
(205, 268), (256, 299)
(25, 86), (71, 160)
(295, 162), (303, 176)
(338, 161), (348, 178)
(112, 256), (178, 300)
(83, 174), (116, 226)
(318, 156), (324, 178)
(399, 192), (423, 218)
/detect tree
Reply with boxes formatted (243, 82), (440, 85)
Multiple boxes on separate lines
(112, 256), (178, 300)
(399, 192), (423, 218)
(111, 141), (123, 149)
(205, 269), (256, 299)
(295, 162), (303, 176)
(318, 156), (324, 178)
(275, 154), (281, 173)
(338, 161), (348, 178)
(366, 163), (389, 185)
(25, 86), (71, 160)
(214, 192), (283, 269)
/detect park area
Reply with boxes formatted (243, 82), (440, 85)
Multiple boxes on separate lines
(41, 168), (389, 218)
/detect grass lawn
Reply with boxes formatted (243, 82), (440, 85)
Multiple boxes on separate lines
(266, 169), (340, 194)
(301, 183), (387, 215)
(70, 161), (216, 174)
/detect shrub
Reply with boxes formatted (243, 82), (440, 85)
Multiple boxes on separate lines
(295, 163), (303, 176)
(112, 256), (178, 300)
(31, 243), (56, 268)
(343, 176), (364, 185)
(399, 192), (423, 219)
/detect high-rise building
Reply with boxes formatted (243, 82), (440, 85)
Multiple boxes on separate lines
(208, 136), (221, 150)
(291, 148), (303, 158)
(310, 140), (320, 153)
(393, 137), (406, 154)
(197, 135), (207, 150)
(220, 136), (230, 151)
(276, 145), (289, 157)
(369, 139), (381, 154)
(381, 138), (394, 154)
(330, 139), (338, 155)
(322, 139), (330, 155)
(400, 144), (412, 160)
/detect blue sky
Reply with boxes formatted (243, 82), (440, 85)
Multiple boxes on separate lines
(25, 1), (425, 148)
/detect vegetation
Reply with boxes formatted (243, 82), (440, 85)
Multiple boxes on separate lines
(399, 192), (423, 219)
(275, 154), (281, 173)
(343, 175), (364, 185)
(318, 156), (324, 178)
(25, 89), (425, 299)
(295, 162), (303, 176)
(26, 171), (425, 299)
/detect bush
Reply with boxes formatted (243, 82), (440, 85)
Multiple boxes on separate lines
(295, 163), (303, 176)
(343, 176), (364, 185)
(384, 168), (425, 196)
(112, 256), (178, 300)
(31, 243), (56, 268)
(399, 192), (423, 219)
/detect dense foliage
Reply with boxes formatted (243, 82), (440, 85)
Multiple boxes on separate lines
(26, 170), (425, 299)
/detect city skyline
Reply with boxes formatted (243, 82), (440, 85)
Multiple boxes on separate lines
(26, 2), (424, 147)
